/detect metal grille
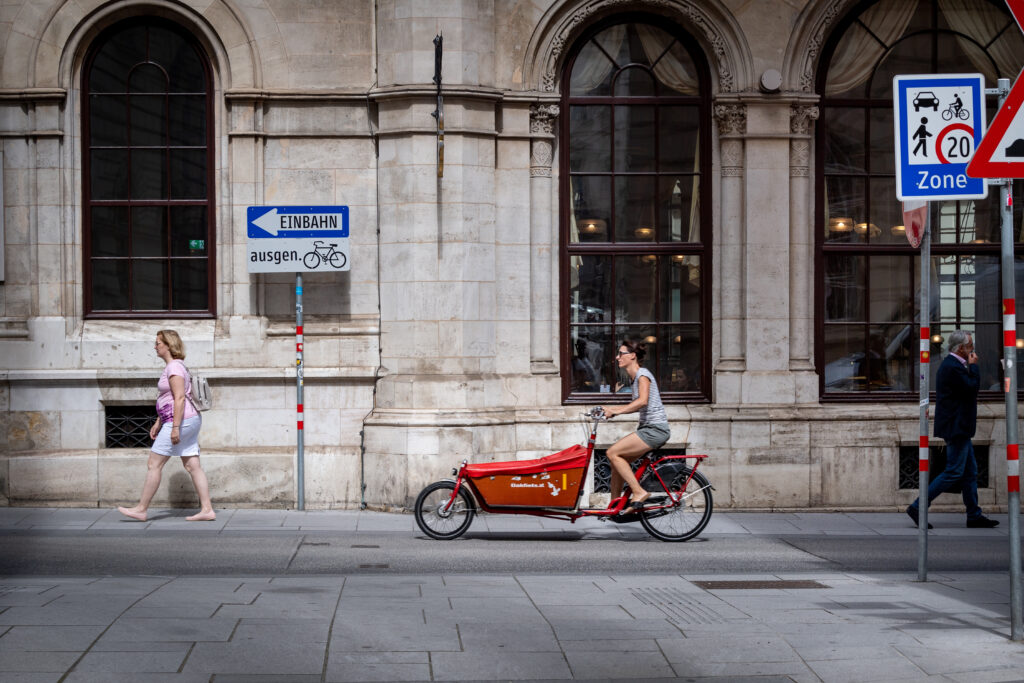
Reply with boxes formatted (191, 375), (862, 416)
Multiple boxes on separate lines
(105, 405), (154, 448)
(898, 444), (989, 490)
(593, 447), (687, 493)
(630, 587), (730, 625)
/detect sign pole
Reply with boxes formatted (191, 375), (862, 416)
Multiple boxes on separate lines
(918, 209), (930, 582)
(296, 273), (305, 511)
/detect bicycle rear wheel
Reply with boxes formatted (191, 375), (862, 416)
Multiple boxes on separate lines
(639, 466), (712, 542)
(414, 481), (475, 540)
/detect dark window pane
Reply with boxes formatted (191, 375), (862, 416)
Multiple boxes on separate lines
(970, 322), (1003, 391)
(868, 178), (901, 244)
(659, 175), (699, 243)
(130, 95), (166, 146)
(570, 255), (610, 323)
(614, 105), (654, 172)
(869, 34), (931, 99)
(660, 326), (701, 391)
(824, 176), (865, 243)
(169, 149), (206, 199)
(570, 40), (614, 96)
(149, 26), (206, 93)
(91, 259), (130, 309)
(132, 259), (168, 310)
(825, 254), (865, 322)
(652, 40), (698, 96)
(964, 198), (999, 245)
(614, 176), (656, 242)
(569, 106), (611, 172)
(89, 25), (146, 92)
(963, 255), (1001, 325)
(131, 206), (167, 257)
(570, 326), (613, 393)
(168, 96), (206, 146)
(614, 254), (657, 322)
(869, 107), (894, 174)
(171, 259), (208, 310)
(91, 207), (130, 257)
(90, 149), (129, 199)
(869, 255), (914, 323)
(569, 176), (611, 243)
(131, 149), (167, 199)
(128, 63), (168, 93)
(824, 108), (865, 174)
(868, 323), (915, 392)
(823, 324), (865, 392)
(614, 66), (655, 96)
(615, 326), (658, 389)
(660, 106), (699, 172)
(170, 206), (208, 256)
(663, 255), (700, 322)
(89, 95), (127, 146)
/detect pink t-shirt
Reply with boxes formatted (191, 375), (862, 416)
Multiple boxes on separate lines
(156, 359), (198, 423)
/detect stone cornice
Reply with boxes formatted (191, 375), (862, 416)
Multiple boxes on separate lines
(0, 88), (66, 102)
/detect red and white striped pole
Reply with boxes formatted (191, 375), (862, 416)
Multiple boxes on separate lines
(296, 274), (305, 510)
(998, 174), (1021, 640)
(917, 209), (931, 581)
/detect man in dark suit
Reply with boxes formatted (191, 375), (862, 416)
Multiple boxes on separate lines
(907, 330), (999, 528)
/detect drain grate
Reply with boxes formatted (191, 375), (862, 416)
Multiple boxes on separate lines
(692, 580), (827, 590)
(631, 587), (731, 625)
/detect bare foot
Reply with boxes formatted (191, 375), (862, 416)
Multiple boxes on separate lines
(117, 506), (147, 522)
(186, 510), (216, 522)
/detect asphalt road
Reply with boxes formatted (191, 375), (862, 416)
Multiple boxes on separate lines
(1, 529), (1016, 575)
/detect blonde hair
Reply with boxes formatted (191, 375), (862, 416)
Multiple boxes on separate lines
(157, 329), (186, 360)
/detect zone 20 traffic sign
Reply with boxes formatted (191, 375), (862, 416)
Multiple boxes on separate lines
(893, 73), (987, 201)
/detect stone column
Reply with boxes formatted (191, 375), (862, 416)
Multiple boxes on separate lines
(714, 103), (747, 403)
(789, 104), (818, 373)
(529, 103), (558, 373)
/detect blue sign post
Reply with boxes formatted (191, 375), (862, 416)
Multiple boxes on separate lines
(893, 74), (987, 201)
(246, 205), (350, 273)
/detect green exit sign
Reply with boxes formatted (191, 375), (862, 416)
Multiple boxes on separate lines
(189, 240), (205, 250)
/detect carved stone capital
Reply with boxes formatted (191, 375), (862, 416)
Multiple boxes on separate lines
(530, 104), (560, 136)
(790, 104), (820, 135)
(790, 139), (810, 169)
(714, 103), (746, 136)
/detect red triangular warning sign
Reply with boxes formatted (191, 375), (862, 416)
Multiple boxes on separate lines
(967, 0), (1024, 178)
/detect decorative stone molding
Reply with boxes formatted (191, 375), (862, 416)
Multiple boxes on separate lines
(790, 104), (819, 135)
(714, 103), (746, 136)
(531, 140), (554, 176)
(528, 0), (752, 94)
(721, 139), (743, 176)
(782, 0), (852, 93)
(530, 104), (560, 136)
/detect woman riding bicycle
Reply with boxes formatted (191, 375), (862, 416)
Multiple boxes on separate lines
(601, 339), (671, 514)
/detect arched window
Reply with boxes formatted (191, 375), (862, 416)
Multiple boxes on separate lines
(83, 19), (214, 316)
(817, 0), (1024, 398)
(560, 17), (711, 402)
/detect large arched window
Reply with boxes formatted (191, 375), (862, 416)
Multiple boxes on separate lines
(83, 19), (215, 317)
(560, 17), (711, 402)
(817, 0), (1024, 399)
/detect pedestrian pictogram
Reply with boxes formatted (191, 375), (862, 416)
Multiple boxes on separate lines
(893, 73), (987, 201)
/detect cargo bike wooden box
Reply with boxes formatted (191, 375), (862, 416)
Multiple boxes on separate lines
(414, 408), (714, 542)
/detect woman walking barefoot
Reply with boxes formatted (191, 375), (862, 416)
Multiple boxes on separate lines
(118, 330), (216, 522)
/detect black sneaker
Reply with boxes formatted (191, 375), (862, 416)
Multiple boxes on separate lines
(966, 516), (999, 528)
(906, 506), (933, 529)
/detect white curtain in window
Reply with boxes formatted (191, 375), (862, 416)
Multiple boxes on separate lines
(939, 0), (1020, 83)
(825, 0), (917, 96)
(571, 25), (626, 93)
(636, 25), (699, 95)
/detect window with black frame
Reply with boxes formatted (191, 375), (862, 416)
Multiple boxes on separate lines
(83, 19), (214, 317)
(818, 0), (1024, 399)
(561, 18), (710, 402)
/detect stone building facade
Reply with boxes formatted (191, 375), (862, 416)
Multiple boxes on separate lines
(2, 0), (1022, 510)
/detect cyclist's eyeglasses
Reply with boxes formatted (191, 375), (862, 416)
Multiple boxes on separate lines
(616, 350), (633, 357)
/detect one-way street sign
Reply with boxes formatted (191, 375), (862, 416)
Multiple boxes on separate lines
(893, 73), (987, 201)
(247, 205), (350, 273)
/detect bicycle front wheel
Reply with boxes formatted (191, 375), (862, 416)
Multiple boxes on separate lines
(941, 109), (953, 121)
(640, 467), (712, 542)
(303, 251), (321, 269)
(414, 481), (475, 540)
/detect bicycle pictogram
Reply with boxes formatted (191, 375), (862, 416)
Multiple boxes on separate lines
(302, 240), (347, 269)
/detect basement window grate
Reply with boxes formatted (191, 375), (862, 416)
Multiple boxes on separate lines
(105, 405), (154, 448)
(898, 444), (989, 490)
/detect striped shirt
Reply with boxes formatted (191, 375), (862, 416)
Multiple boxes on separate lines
(632, 367), (667, 426)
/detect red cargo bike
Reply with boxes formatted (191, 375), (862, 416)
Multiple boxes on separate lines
(413, 408), (713, 542)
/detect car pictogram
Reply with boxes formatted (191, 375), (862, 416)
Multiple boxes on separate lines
(913, 91), (940, 112)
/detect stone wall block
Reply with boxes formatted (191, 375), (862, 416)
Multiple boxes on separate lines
(197, 410), (235, 449)
(304, 448), (361, 508)
(265, 169), (335, 204)
(770, 421), (810, 448)
(8, 411), (62, 452)
(515, 421), (552, 451)
(810, 420), (899, 448)
(60, 410), (101, 450)
(236, 409), (295, 448)
(731, 463), (809, 508)
(362, 451), (407, 508)
(822, 446), (897, 507)
(730, 421), (771, 448)
(10, 454), (97, 505)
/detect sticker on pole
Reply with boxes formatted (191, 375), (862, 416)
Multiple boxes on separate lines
(902, 199), (928, 248)
(893, 74), (987, 201)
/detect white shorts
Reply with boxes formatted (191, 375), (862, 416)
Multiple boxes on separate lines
(151, 415), (202, 457)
